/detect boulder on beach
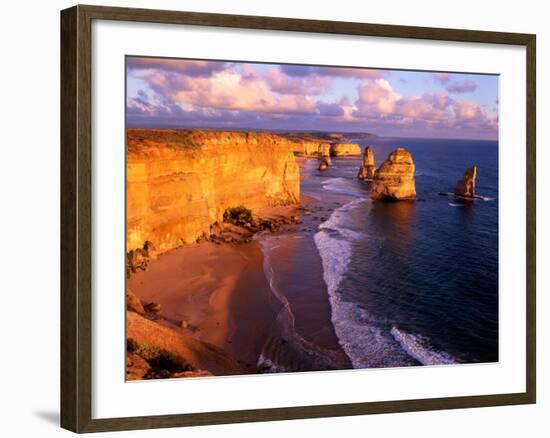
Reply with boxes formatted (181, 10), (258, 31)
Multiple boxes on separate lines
(126, 288), (145, 315)
(329, 142), (362, 156)
(144, 302), (162, 314)
(454, 166), (477, 197)
(357, 146), (375, 180)
(371, 147), (416, 201)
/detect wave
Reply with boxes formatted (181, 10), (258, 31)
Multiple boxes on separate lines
(314, 199), (414, 369)
(390, 326), (456, 366)
(321, 177), (363, 197)
(448, 203), (465, 207)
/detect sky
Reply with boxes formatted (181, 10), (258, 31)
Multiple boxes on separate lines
(126, 57), (499, 140)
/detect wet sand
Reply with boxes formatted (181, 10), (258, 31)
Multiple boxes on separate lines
(128, 193), (352, 375)
(128, 240), (277, 373)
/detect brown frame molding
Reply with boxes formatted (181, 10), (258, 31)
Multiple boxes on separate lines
(60, 4), (536, 433)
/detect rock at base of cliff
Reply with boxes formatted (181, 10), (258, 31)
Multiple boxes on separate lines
(357, 145), (375, 180)
(126, 288), (145, 315)
(371, 147), (416, 201)
(454, 165), (477, 197)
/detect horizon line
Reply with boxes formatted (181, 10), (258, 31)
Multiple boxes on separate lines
(125, 125), (498, 142)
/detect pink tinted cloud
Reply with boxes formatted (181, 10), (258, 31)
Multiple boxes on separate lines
(446, 80), (477, 93)
(352, 78), (496, 132)
(166, 69), (317, 114)
(127, 57), (230, 77)
(127, 57), (497, 138)
(354, 79), (401, 116)
(432, 72), (451, 84)
(264, 67), (331, 95)
(280, 64), (385, 79)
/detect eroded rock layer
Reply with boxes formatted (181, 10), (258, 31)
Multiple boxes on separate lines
(371, 147), (416, 201)
(454, 166), (477, 197)
(127, 129), (300, 253)
(329, 143), (362, 156)
(293, 141), (330, 156)
(357, 146), (375, 180)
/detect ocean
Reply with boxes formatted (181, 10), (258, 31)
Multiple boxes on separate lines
(257, 137), (499, 372)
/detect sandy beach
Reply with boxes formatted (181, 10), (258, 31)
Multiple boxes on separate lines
(128, 239), (279, 374)
(127, 192), (353, 376)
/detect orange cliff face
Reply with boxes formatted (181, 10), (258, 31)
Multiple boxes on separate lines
(126, 129), (300, 253)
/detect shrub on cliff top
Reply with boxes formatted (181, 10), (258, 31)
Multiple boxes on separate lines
(223, 206), (253, 226)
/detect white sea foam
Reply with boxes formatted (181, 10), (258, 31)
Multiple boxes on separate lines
(448, 203), (465, 207)
(314, 199), (413, 368)
(390, 326), (456, 365)
(256, 353), (288, 373)
(321, 177), (362, 197)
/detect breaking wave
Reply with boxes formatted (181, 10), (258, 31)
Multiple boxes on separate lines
(390, 326), (456, 365)
(314, 199), (415, 368)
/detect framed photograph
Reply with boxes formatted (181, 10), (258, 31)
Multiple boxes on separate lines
(60, 4), (536, 433)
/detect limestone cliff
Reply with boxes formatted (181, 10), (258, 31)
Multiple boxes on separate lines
(127, 129), (300, 253)
(454, 166), (477, 197)
(329, 143), (362, 156)
(293, 141), (330, 156)
(357, 146), (375, 180)
(371, 148), (416, 201)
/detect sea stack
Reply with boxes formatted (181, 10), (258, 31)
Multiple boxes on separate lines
(318, 158), (329, 171)
(357, 146), (375, 180)
(329, 142), (362, 157)
(454, 166), (477, 197)
(371, 147), (416, 201)
(319, 143), (332, 166)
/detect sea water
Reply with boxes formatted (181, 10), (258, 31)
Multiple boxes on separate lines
(259, 137), (498, 371)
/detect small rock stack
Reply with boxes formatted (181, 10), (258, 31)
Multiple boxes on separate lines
(357, 146), (375, 180)
(454, 166), (477, 197)
(318, 144), (332, 171)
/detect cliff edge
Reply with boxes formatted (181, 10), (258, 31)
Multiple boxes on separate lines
(127, 129), (300, 253)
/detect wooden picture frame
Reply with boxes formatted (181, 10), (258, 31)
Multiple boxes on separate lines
(60, 4), (536, 433)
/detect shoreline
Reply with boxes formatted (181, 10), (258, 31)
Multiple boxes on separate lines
(127, 193), (334, 377)
(126, 184), (356, 378)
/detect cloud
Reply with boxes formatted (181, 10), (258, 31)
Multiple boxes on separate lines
(354, 79), (401, 116)
(446, 80), (477, 93)
(134, 65), (318, 116)
(127, 57), (231, 77)
(316, 102), (345, 117)
(126, 57), (498, 138)
(281, 65), (385, 79)
(264, 67), (331, 95)
(351, 78), (496, 135)
(432, 73), (451, 84)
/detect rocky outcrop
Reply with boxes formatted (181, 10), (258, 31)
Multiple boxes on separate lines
(127, 129), (300, 253)
(357, 146), (375, 180)
(127, 311), (242, 377)
(329, 143), (362, 156)
(318, 143), (332, 171)
(371, 148), (416, 201)
(293, 141), (330, 156)
(319, 144), (332, 165)
(126, 288), (145, 315)
(454, 166), (477, 197)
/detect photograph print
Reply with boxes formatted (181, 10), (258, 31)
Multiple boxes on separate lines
(125, 56), (499, 381)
